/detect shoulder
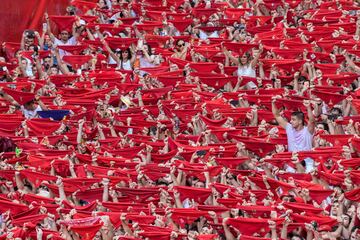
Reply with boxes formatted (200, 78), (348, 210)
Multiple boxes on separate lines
(35, 105), (43, 112)
(285, 123), (293, 131)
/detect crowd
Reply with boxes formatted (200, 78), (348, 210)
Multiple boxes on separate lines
(0, 0), (360, 239)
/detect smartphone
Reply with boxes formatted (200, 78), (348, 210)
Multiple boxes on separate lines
(43, 23), (48, 31)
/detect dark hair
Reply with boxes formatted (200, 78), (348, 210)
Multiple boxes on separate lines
(121, 48), (132, 61)
(316, 122), (329, 132)
(144, 43), (152, 56)
(239, 52), (251, 66)
(331, 107), (342, 116)
(291, 111), (305, 125)
(351, 226), (359, 234)
(0, 137), (16, 152)
(289, 233), (305, 240)
(298, 76), (307, 82)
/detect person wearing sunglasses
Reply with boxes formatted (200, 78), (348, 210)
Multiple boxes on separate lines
(171, 40), (189, 60)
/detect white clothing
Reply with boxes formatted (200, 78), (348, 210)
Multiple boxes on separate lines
(237, 64), (256, 78)
(54, 37), (77, 58)
(286, 123), (314, 172)
(108, 56), (117, 65)
(24, 58), (34, 77)
(21, 105), (42, 119)
(199, 30), (219, 40)
(119, 60), (132, 70)
(286, 123), (313, 152)
(237, 64), (257, 89)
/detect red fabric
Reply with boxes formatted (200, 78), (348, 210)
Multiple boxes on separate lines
(174, 186), (212, 203)
(345, 188), (360, 201)
(0, 0), (68, 42)
(3, 88), (35, 105)
(0, 199), (29, 215)
(70, 222), (103, 240)
(62, 55), (93, 67)
(49, 15), (76, 32)
(12, 214), (47, 226)
(226, 217), (270, 236)
(189, 62), (219, 72)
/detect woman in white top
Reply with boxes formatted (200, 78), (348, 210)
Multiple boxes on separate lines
(101, 39), (136, 71)
(223, 44), (263, 89)
(139, 43), (160, 68)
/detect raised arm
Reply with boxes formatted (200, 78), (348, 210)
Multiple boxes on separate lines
(251, 44), (263, 69)
(303, 100), (315, 134)
(44, 13), (56, 43)
(272, 96), (288, 129)
(223, 46), (239, 65)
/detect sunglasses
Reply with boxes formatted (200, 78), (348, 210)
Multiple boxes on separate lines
(177, 43), (185, 47)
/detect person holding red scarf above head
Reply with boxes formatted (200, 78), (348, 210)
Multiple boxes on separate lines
(0, 87), (48, 119)
(223, 44), (263, 89)
(44, 12), (80, 58)
(272, 96), (315, 172)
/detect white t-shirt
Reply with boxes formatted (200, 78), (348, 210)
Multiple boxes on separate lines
(54, 37), (77, 58)
(285, 123), (314, 172)
(21, 105), (42, 119)
(286, 123), (313, 152)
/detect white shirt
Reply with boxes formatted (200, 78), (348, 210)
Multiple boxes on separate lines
(21, 105), (42, 119)
(286, 123), (313, 152)
(199, 30), (219, 40)
(54, 37), (77, 58)
(285, 123), (314, 173)
(237, 64), (257, 89)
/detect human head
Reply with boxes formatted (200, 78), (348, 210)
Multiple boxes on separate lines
(290, 111), (305, 129)
(176, 40), (185, 50)
(59, 30), (70, 41)
(239, 52), (251, 65)
(49, 65), (59, 75)
(43, 56), (51, 70)
(143, 43), (152, 55)
(23, 99), (37, 111)
(0, 137), (16, 152)
(121, 48), (132, 60)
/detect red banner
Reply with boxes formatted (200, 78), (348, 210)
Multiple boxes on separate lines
(0, 0), (69, 43)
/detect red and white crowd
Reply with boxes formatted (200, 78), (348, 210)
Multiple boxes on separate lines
(1, 0), (360, 239)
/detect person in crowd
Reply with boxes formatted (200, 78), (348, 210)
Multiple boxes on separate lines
(0, 1), (360, 240)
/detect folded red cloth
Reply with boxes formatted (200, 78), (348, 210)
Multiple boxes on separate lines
(62, 55), (92, 67)
(49, 15), (76, 32)
(0, 199), (29, 215)
(70, 222), (103, 240)
(12, 214), (47, 226)
(226, 217), (270, 236)
(344, 188), (360, 201)
(3, 88), (35, 105)
(174, 186), (212, 203)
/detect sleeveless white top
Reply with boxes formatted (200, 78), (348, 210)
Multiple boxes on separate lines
(119, 60), (132, 70)
(237, 64), (257, 89)
(237, 64), (256, 78)
(286, 123), (313, 152)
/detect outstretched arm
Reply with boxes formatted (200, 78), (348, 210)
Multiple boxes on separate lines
(272, 97), (288, 129)
(304, 100), (315, 134)
(44, 13), (56, 43)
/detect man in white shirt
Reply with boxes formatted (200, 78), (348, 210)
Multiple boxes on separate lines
(44, 13), (79, 58)
(0, 88), (48, 119)
(272, 96), (315, 172)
